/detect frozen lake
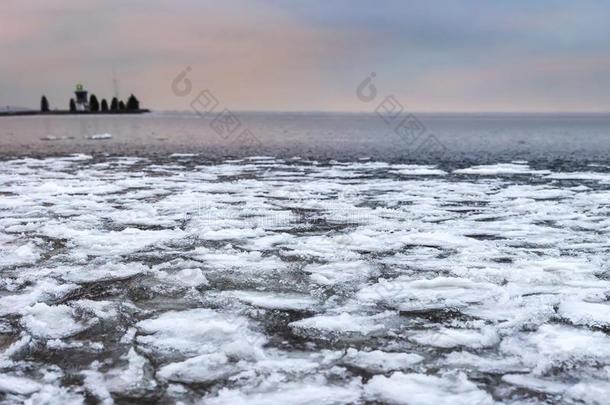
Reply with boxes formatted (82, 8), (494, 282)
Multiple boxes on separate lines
(1, 114), (610, 403)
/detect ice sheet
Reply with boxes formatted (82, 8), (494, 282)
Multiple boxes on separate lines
(1, 155), (609, 403)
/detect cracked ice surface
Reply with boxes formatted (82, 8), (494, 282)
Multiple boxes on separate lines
(1, 155), (610, 404)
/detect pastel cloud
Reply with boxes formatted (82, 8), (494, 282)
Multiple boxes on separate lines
(1, 0), (609, 111)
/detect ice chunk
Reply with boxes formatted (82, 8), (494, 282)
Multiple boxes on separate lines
(104, 348), (157, 395)
(88, 133), (113, 140)
(341, 348), (423, 373)
(23, 385), (84, 405)
(0, 374), (41, 395)
(444, 351), (528, 374)
(566, 379), (610, 404)
(501, 324), (610, 373)
(59, 262), (149, 284)
(197, 249), (288, 275)
(391, 166), (447, 176)
(546, 172), (610, 183)
(365, 372), (493, 405)
(410, 326), (500, 349)
(0, 242), (41, 267)
(290, 312), (393, 337)
(558, 299), (610, 328)
(454, 163), (550, 176)
(224, 290), (316, 311)
(304, 261), (374, 286)
(21, 303), (92, 339)
(201, 227), (266, 241)
(41, 226), (185, 257)
(136, 308), (266, 360)
(357, 277), (500, 311)
(81, 369), (113, 404)
(157, 268), (209, 287)
(70, 300), (118, 320)
(203, 379), (363, 405)
(502, 373), (566, 395)
(157, 353), (237, 384)
(170, 153), (197, 157)
(0, 278), (78, 316)
(399, 232), (481, 248)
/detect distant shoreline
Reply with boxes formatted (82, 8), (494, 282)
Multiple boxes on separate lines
(0, 109), (150, 117)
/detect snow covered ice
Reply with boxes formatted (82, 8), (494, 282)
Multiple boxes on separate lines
(1, 156), (610, 404)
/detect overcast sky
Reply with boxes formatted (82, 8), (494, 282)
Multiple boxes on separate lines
(2, 0), (610, 112)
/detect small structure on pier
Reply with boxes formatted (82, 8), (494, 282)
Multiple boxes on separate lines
(74, 84), (88, 111)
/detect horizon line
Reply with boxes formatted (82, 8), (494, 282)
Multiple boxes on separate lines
(4, 106), (610, 115)
(154, 109), (610, 115)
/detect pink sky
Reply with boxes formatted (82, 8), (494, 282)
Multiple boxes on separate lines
(2, 0), (610, 112)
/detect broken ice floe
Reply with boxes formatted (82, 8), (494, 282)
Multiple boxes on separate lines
(1, 156), (610, 403)
(87, 133), (113, 140)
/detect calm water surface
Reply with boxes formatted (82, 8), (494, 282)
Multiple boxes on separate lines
(2, 112), (610, 166)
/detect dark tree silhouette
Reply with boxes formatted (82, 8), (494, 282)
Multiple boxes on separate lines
(101, 99), (109, 112)
(126, 94), (140, 111)
(110, 97), (119, 112)
(41, 95), (49, 112)
(118, 100), (126, 111)
(69, 98), (76, 112)
(89, 94), (99, 112)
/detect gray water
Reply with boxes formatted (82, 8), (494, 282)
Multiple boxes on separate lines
(1, 112), (610, 166)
